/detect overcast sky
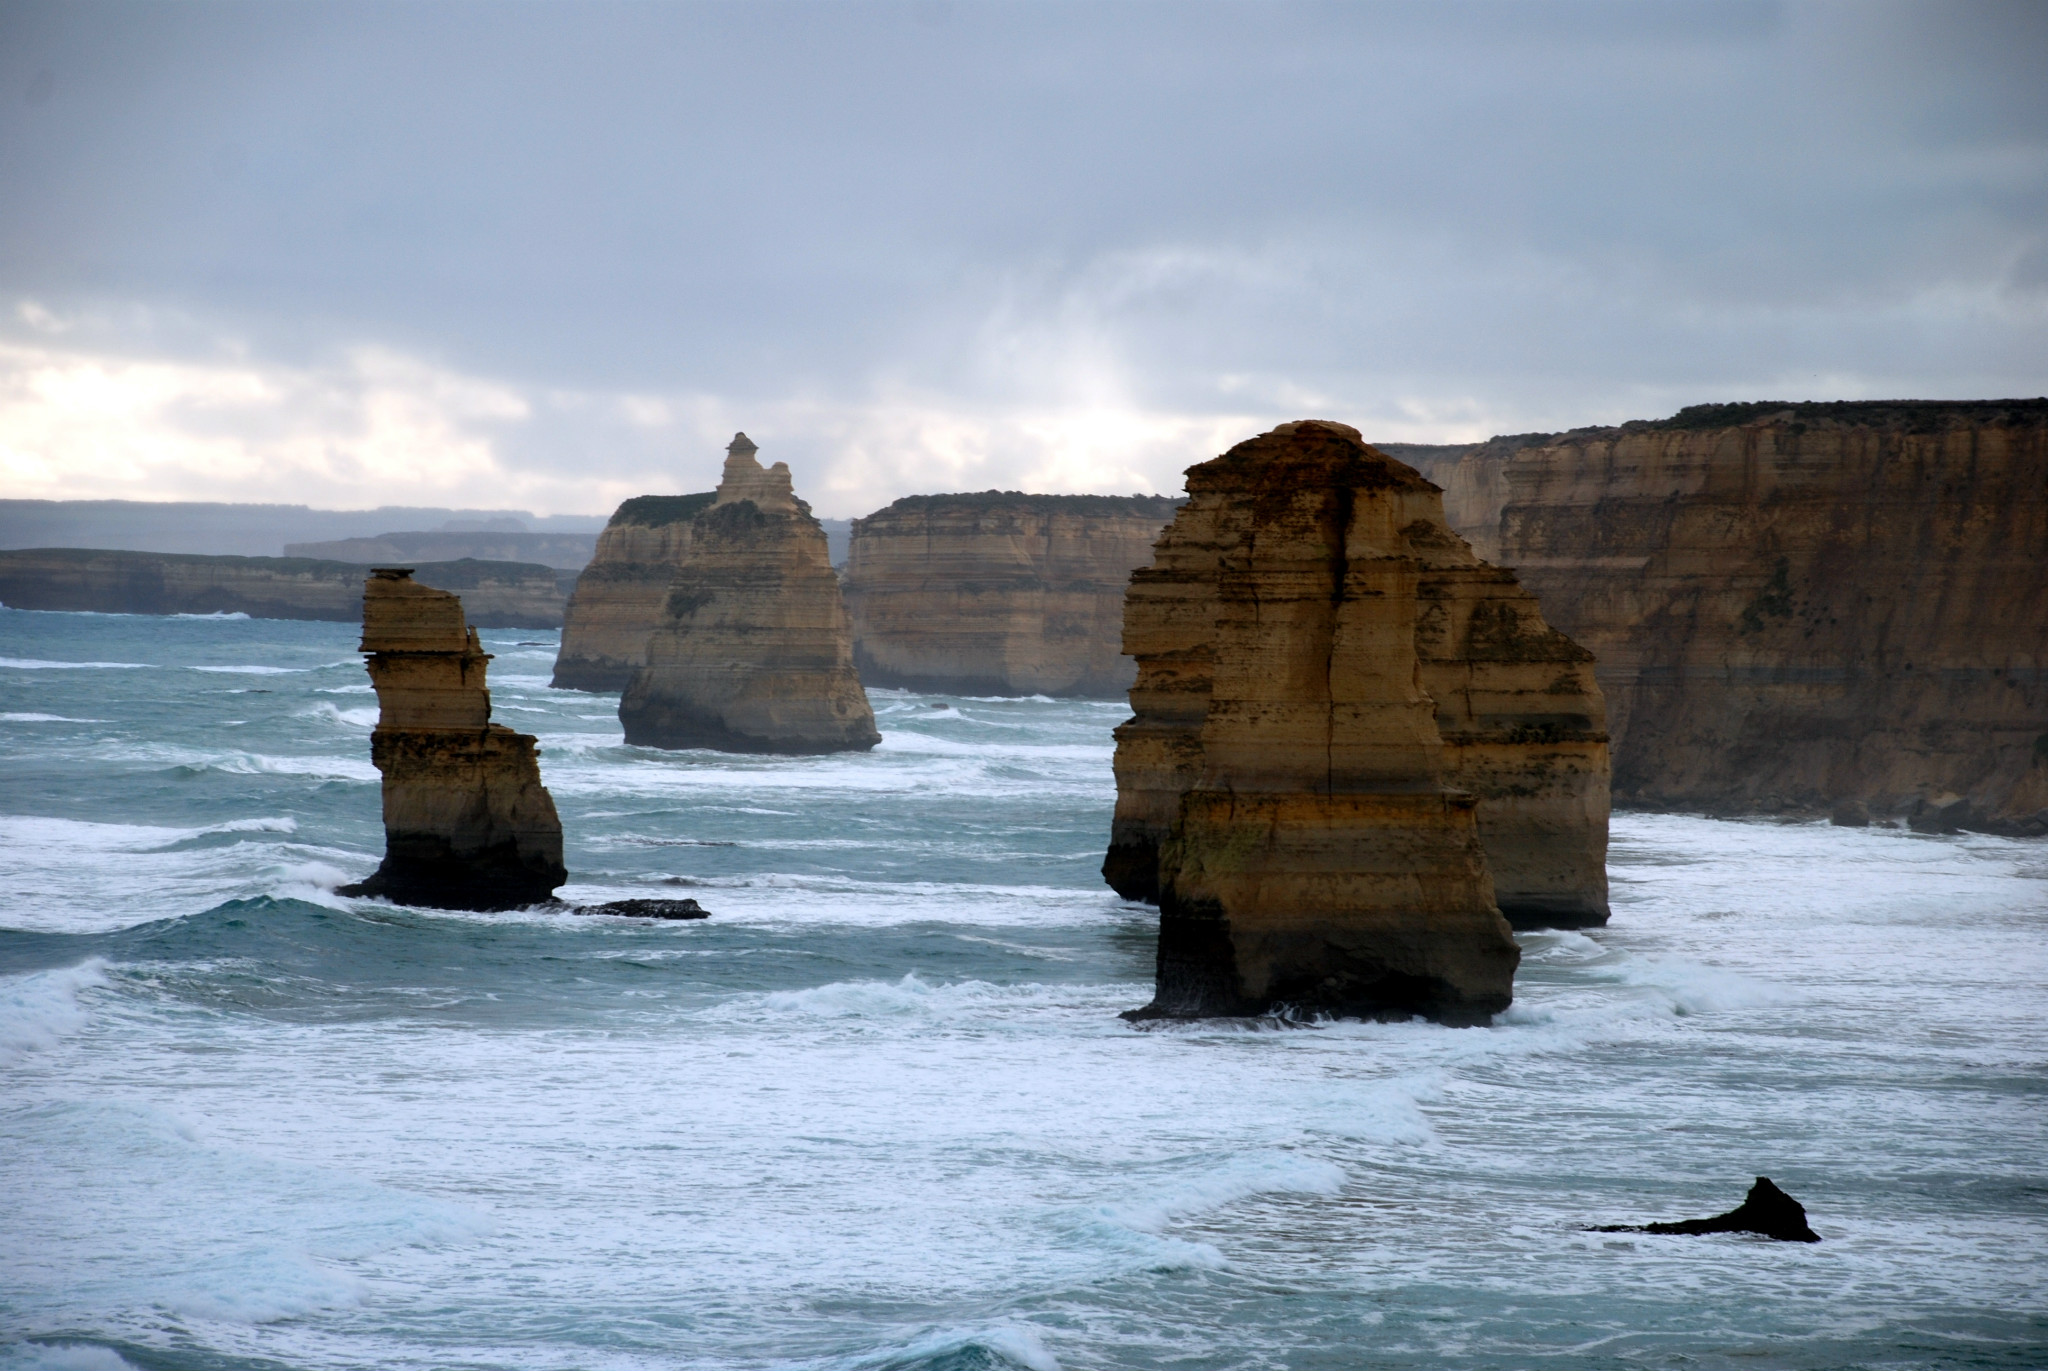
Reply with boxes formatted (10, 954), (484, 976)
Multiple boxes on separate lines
(1, 0), (2042, 517)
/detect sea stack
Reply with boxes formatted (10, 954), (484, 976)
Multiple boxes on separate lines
(844, 492), (1182, 697)
(619, 434), (880, 754)
(552, 490), (717, 691)
(1116, 421), (1526, 1023)
(1107, 426), (1610, 931)
(340, 568), (566, 910)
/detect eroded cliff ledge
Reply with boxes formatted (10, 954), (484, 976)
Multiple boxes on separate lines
(1442, 399), (2048, 832)
(845, 493), (1182, 698)
(619, 436), (879, 754)
(1106, 428), (1610, 931)
(340, 569), (566, 910)
(1114, 421), (1560, 1023)
(551, 492), (716, 690)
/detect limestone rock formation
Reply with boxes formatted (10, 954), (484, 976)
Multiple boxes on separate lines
(1592, 1177), (1821, 1243)
(339, 568), (566, 910)
(0, 549), (571, 626)
(844, 493), (1182, 697)
(551, 492), (716, 690)
(619, 435), (879, 753)
(1107, 428), (1610, 930)
(1443, 400), (2048, 832)
(1114, 421), (1536, 1023)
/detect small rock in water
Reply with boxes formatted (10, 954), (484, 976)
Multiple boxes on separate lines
(575, 898), (710, 920)
(1590, 1176), (1820, 1243)
(1829, 799), (1871, 828)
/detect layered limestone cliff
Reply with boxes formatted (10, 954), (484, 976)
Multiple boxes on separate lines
(340, 569), (566, 909)
(619, 436), (879, 753)
(1107, 429), (1610, 930)
(1447, 400), (2048, 832)
(551, 492), (716, 690)
(0, 549), (571, 626)
(1115, 421), (1546, 1023)
(844, 493), (1182, 697)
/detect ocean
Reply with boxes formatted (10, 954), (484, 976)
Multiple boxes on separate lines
(2, 607), (2044, 1371)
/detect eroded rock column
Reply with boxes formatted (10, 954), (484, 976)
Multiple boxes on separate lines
(619, 434), (880, 754)
(1119, 422), (1528, 1022)
(341, 568), (566, 909)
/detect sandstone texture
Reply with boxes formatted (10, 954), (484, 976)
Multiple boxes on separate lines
(619, 436), (879, 754)
(844, 493), (1182, 697)
(1107, 429), (1610, 931)
(551, 493), (716, 690)
(0, 548), (571, 626)
(340, 569), (566, 910)
(1113, 421), (1569, 1023)
(1443, 400), (2048, 833)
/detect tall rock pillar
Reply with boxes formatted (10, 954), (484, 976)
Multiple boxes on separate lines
(1124, 422), (1522, 1023)
(341, 568), (566, 910)
(619, 434), (880, 754)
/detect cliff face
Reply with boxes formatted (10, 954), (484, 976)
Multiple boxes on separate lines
(1116, 421), (1544, 1024)
(551, 493), (716, 690)
(0, 549), (570, 626)
(1107, 431), (1609, 931)
(619, 436), (879, 754)
(1449, 400), (2048, 832)
(339, 569), (566, 910)
(844, 493), (1182, 698)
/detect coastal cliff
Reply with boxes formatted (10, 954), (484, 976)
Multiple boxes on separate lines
(339, 569), (566, 909)
(0, 548), (571, 626)
(619, 436), (879, 754)
(844, 493), (1181, 697)
(1107, 429), (1609, 930)
(551, 493), (716, 690)
(1446, 400), (2048, 832)
(1116, 421), (1538, 1023)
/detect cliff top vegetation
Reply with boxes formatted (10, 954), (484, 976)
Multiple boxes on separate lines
(608, 493), (718, 528)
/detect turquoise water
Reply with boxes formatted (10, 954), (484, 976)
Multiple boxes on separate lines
(2, 608), (2044, 1371)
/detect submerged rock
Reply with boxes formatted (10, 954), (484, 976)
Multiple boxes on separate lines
(1591, 1177), (1821, 1243)
(1106, 421), (1610, 933)
(340, 568), (567, 910)
(619, 435), (880, 754)
(1116, 421), (1532, 1024)
(572, 898), (710, 920)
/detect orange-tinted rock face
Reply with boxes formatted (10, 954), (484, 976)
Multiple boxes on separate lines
(552, 493), (716, 691)
(619, 437), (880, 754)
(1107, 432), (1610, 932)
(1116, 422), (1533, 1023)
(1446, 400), (2048, 833)
(341, 568), (565, 910)
(844, 494), (1182, 697)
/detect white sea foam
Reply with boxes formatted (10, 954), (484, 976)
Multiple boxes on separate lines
(0, 959), (107, 1063)
(189, 664), (307, 675)
(0, 713), (109, 723)
(2, 1346), (139, 1371)
(171, 612), (252, 621)
(299, 702), (380, 728)
(849, 1325), (1063, 1371)
(0, 657), (149, 670)
(1093, 1151), (1347, 1235)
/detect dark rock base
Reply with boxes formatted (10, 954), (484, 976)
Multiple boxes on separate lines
(619, 696), (879, 755)
(549, 659), (634, 693)
(573, 898), (709, 920)
(1121, 906), (1507, 1027)
(1496, 895), (1611, 931)
(1591, 1177), (1821, 1242)
(1100, 831), (1161, 904)
(340, 834), (567, 912)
